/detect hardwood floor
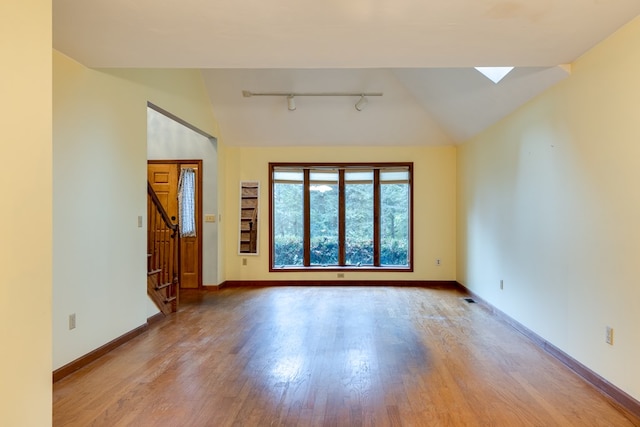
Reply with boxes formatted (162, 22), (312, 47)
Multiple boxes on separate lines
(53, 287), (639, 426)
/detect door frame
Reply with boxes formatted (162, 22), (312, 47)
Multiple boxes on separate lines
(148, 159), (204, 289)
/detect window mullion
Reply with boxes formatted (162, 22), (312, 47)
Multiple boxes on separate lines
(373, 169), (380, 266)
(303, 169), (311, 266)
(338, 170), (345, 266)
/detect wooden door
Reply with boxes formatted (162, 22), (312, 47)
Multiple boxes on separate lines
(148, 161), (202, 289)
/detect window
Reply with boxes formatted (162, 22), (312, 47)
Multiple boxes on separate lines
(270, 163), (413, 271)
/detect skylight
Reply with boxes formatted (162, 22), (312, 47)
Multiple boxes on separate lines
(474, 67), (515, 84)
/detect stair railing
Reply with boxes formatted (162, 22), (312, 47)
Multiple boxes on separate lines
(147, 182), (180, 312)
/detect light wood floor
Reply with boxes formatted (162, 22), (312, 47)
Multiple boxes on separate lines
(53, 286), (639, 426)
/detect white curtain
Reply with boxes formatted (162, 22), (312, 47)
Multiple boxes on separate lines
(178, 168), (196, 237)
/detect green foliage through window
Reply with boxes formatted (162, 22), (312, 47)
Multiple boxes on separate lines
(271, 164), (412, 270)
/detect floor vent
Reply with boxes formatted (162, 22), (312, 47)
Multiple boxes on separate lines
(463, 298), (476, 304)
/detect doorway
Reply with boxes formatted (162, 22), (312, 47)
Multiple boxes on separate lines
(148, 160), (203, 289)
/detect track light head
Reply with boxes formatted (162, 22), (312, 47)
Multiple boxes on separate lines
(355, 95), (368, 111)
(287, 95), (296, 111)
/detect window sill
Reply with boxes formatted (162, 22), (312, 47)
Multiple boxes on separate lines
(269, 265), (413, 273)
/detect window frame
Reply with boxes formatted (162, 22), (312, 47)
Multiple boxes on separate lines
(269, 162), (414, 272)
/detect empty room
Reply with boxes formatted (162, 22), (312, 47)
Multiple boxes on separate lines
(3, 1), (640, 426)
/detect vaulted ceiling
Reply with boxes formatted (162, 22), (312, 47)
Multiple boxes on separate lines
(53, 1), (640, 146)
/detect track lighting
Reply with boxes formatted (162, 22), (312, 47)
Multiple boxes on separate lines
(287, 95), (296, 111)
(242, 90), (382, 111)
(354, 95), (368, 111)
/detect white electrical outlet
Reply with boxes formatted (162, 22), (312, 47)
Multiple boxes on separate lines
(605, 326), (614, 345)
(242, 258), (247, 266)
(337, 273), (345, 278)
(69, 313), (76, 330)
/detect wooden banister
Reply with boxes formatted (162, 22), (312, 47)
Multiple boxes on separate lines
(147, 182), (180, 314)
(147, 182), (178, 236)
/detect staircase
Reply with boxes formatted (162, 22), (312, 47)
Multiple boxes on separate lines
(147, 182), (179, 314)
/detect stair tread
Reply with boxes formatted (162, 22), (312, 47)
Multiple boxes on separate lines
(155, 282), (173, 290)
(148, 269), (162, 276)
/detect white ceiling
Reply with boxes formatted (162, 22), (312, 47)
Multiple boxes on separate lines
(53, 0), (640, 146)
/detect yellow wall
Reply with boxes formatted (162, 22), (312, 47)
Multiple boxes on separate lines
(53, 51), (220, 369)
(0, 1), (52, 425)
(457, 16), (640, 400)
(222, 145), (457, 282)
(217, 140), (229, 283)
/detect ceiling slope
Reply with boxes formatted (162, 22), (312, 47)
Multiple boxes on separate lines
(53, 1), (640, 145)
